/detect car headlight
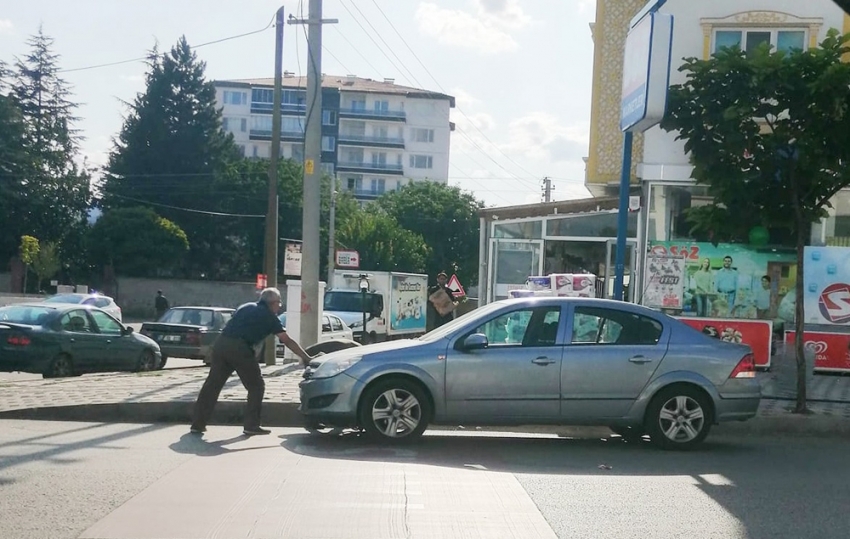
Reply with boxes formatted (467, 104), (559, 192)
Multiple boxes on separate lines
(349, 320), (363, 328)
(311, 356), (362, 379)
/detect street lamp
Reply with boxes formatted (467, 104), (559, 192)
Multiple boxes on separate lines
(359, 275), (369, 343)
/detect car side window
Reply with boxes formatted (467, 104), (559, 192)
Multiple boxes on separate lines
(330, 316), (343, 331)
(90, 311), (123, 336)
(472, 307), (561, 347)
(95, 298), (110, 308)
(321, 316), (332, 333)
(60, 310), (93, 333)
(571, 306), (662, 346)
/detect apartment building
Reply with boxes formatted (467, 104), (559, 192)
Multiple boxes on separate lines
(214, 74), (454, 202)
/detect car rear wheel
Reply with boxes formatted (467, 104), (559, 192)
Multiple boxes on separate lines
(358, 378), (430, 443)
(645, 385), (712, 450)
(136, 350), (157, 372)
(44, 354), (74, 378)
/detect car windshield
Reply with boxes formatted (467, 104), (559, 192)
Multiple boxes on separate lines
(44, 294), (84, 304)
(0, 305), (55, 325)
(418, 301), (510, 342)
(324, 291), (375, 312)
(159, 309), (215, 327)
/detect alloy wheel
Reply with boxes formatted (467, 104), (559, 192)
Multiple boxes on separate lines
(657, 395), (705, 443)
(370, 388), (422, 438)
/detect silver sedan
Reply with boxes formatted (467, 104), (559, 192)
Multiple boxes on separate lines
(299, 297), (761, 450)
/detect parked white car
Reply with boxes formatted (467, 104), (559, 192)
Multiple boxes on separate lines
(276, 313), (354, 355)
(43, 293), (122, 322)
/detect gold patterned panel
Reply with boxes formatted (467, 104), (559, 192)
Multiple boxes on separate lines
(586, 0), (645, 190)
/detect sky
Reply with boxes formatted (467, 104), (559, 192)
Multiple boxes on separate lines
(0, 0), (597, 208)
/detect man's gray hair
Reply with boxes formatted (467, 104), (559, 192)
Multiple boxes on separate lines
(259, 287), (282, 304)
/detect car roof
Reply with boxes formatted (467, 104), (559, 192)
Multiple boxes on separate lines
(169, 306), (236, 312)
(45, 293), (114, 300)
(5, 302), (108, 313)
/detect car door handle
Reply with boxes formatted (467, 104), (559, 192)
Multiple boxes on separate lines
(629, 355), (652, 364)
(69, 338), (75, 343)
(531, 357), (556, 366)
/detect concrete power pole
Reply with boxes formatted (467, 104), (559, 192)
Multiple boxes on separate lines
(290, 0), (337, 349)
(541, 177), (555, 203)
(262, 6), (285, 366)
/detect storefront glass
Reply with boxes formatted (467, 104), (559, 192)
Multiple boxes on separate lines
(546, 211), (637, 238)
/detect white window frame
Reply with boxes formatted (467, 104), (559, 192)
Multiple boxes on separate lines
(412, 128), (435, 143)
(409, 154), (433, 169)
(322, 136), (336, 152)
(712, 27), (809, 55)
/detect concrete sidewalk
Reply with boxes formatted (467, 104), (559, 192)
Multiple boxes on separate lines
(0, 356), (849, 436)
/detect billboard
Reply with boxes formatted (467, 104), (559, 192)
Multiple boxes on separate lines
(642, 255), (686, 310)
(389, 274), (428, 334)
(620, 12), (674, 132)
(648, 242), (796, 320)
(678, 316), (773, 368)
(283, 243), (302, 276)
(803, 247), (850, 326)
(784, 330), (850, 372)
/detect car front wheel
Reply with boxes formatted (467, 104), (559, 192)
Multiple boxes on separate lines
(645, 385), (712, 450)
(136, 349), (157, 372)
(358, 378), (430, 443)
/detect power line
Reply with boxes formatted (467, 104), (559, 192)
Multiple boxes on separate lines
(330, 26), (384, 78)
(107, 193), (265, 218)
(59, 14), (277, 73)
(322, 44), (353, 75)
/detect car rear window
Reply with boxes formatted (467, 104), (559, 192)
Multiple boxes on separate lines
(44, 294), (83, 304)
(0, 305), (55, 325)
(160, 309), (215, 327)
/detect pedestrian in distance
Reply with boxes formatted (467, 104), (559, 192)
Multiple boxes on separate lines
(154, 290), (169, 320)
(427, 271), (457, 330)
(190, 287), (317, 436)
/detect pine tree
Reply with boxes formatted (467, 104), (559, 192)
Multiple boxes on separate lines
(102, 37), (241, 278)
(1, 29), (90, 269)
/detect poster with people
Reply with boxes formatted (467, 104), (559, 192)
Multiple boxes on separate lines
(648, 242), (796, 320)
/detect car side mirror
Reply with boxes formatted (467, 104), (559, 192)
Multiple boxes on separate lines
(461, 333), (488, 351)
(123, 326), (134, 335)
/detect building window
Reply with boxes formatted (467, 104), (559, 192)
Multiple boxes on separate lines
(412, 128), (435, 143)
(347, 177), (362, 191)
(223, 90), (247, 105)
(322, 110), (337, 126)
(351, 99), (366, 111)
(252, 145), (258, 158)
(322, 136), (336, 152)
(282, 116), (305, 134)
(292, 144), (304, 161)
(370, 178), (386, 194)
(321, 162), (335, 176)
(222, 117), (230, 131)
(237, 145), (246, 156)
(372, 152), (387, 166)
(252, 116), (272, 132)
(409, 155), (433, 169)
(282, 89), (306, 106)
(240, 118), (247, 132)
(374, 100), (389, 112)
(251, 88), (273, 104)
(713, 29), (806, 55)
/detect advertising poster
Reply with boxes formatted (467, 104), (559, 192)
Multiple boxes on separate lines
(283, 243), (302, 276)
(390, 274), (427, 334)
(802, 247), (850, 326)
(649, 242), (796, 320)
(677, 316), (773, 368)
(525, 274), (595, 298)
(784, 330), (850, 372)
(642, 255), (686, 310)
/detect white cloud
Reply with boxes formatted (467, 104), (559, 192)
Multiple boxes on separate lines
(576, 0), (595, 14)
(0, 19), (13, 34)
(450, 87), (481, 109)
(501, 112), (589, 164)
(415, 1), (531, 54)
(120, 74), (145, 83)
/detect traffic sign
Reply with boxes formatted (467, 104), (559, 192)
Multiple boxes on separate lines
(447, 274), (466, 298)
(336, 249), (360, 268)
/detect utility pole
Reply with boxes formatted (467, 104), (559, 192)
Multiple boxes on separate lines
(541, 177), (555, 203)
(262, 6), (285, 366)
(327, 176), (337, 290)
(289, 0), (337, 349)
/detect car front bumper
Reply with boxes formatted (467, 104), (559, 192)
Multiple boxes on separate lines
(299, 371), (363, 427)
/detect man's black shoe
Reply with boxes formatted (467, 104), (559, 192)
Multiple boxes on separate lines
(243, 427), (272, 436)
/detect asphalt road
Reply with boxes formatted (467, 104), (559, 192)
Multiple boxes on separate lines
(1, 421), (848, 539)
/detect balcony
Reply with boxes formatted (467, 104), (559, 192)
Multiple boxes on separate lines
(349, 188), (386, 200)
(339, 107), (406, 122)
(337, 161), (404, 175)
(249, 129), (305, 142)
(250, 103), (307, 115)
(337, 133), (405, 149)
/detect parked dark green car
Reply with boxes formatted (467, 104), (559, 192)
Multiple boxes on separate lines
(0, 303), (161, 378)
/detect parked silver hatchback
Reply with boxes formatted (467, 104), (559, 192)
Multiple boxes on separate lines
(299, 297), (761, 450)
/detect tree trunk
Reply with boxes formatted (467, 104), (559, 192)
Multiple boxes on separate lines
(22, 264), (28, 294)
(793, 222), (808, 414)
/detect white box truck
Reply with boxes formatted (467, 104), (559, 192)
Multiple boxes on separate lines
(324, 270), (429, 343)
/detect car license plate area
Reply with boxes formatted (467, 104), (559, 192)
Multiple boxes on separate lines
(161, 335), (181, 343)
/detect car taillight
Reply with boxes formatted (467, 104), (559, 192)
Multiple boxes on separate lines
(729, 353), (756, 379)
(185, 332), (201, 345)
(7, 335), (31, 346)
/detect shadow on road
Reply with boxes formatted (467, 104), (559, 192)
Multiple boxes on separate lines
(169, 432), (269, 456)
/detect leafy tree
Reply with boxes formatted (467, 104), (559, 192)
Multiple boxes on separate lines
(374, 182), (484, 287)
(19, 235), (39, 293)
(662, 30), (850, 413)
(101, 37), (240, 277)
(88, 207), (189, 277)
(31, 241), (60, 292)
(0, 29), (91, 268)
(835, 0), (850, 15)
(336, 209), (429, 273)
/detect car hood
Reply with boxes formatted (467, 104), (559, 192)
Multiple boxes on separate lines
(133, 332), (160, 349)
(308, 338), (421, 368)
